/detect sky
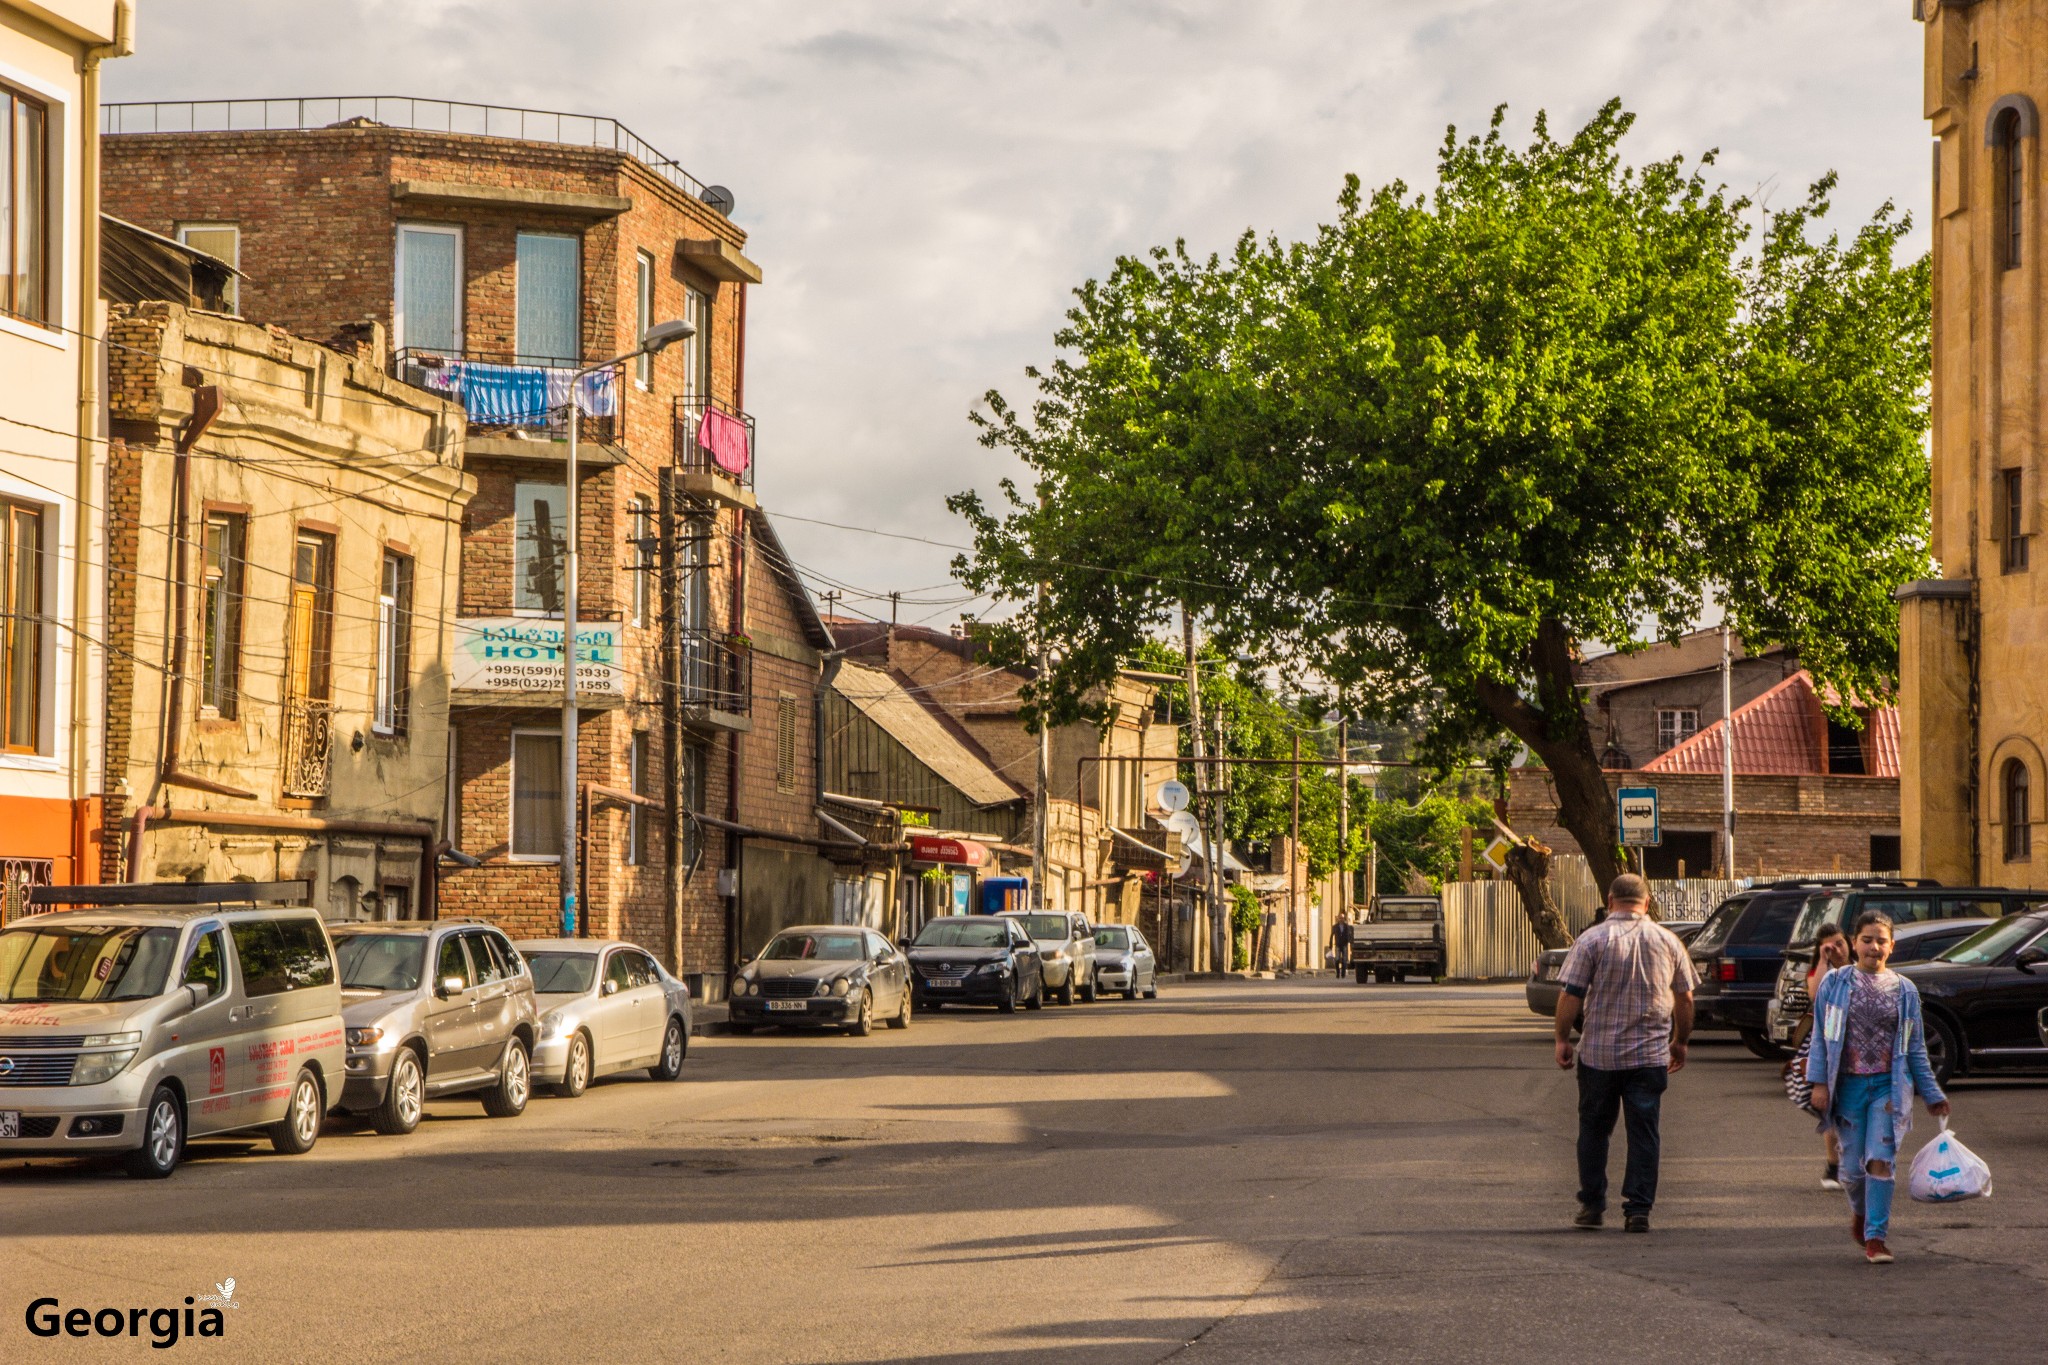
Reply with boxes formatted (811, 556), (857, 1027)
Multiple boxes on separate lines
(108, 1), (1929, 635)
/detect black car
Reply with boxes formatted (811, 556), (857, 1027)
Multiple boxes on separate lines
(1689, 880), (1945, 1058)
(1899, 910), (2048, 1085)
(905, 916), (1045, 1013)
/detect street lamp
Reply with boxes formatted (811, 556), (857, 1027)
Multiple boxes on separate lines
(560, 318), (696, 937)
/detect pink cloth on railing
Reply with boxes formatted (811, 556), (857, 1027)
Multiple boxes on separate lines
(696, 406), (751, 475)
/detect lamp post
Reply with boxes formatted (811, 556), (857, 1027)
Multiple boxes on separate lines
(561, 318), (695, 937)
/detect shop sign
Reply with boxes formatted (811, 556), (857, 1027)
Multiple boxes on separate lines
(909, 835), (989, 868)
(451, 618), (622, 694)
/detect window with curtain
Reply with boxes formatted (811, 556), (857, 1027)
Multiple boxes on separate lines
(1, 500), (42, 750)
(516, 232), (580, 366)
(1, 85), (49, 325)
(634, 249), (656, 387)
(199, 512), (246, 718)
(375, 551), (413, 735)
(396, 224), (462, 355)
(177, 223), (240, 314)
(512, 730), (564, 858)
(515, 480), (567, 613)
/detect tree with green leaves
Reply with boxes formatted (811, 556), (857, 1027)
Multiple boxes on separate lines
(950, 102), (1929, 948)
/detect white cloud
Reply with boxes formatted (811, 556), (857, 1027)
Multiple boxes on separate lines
(109, 0), (1926, 625)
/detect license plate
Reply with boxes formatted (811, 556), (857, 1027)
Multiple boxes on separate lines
(0, 1111), (17, 1139)
(925, 979), (961, 989)
(767, 1000), (810, 1012)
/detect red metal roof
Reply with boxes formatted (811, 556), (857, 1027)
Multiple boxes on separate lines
(1641, 670), (1898, 778)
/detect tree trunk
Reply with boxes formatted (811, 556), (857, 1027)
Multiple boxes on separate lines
(1473, 617), (1624, 922)
(1504, 838), (1572, 950)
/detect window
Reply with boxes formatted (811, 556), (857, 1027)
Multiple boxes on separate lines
(436, 933), (473, 990)
(2005, 758), (2031, 862)
(395, 223), (462, 356)
(1, 85), (49, 325)
(515, 231), (580, 366)
(682, 738), (708, 867)
(375, 551), (413, 734)
(378, 884), (411, 921)
(1655, 708), (1698, 754)
(180, 928), (225, 995)
(287, 530), (334, 704)
(604, 949), (633, 995)
(2002, 468), (2028, 571)
(228, 916), (334, 997)
(626, 731), (649, 866)
(1, 500), (42, 750)
(176, 223), (239, 314)
(1999, 108), (2025, 271)
(514, 480), (567, 613)
(682, 286), (711, 400)
(466, 930), (505, 984)
(776, 695), (798, 793)
(634, 249), (656, 387)
(512, 730), (564, 858)
(199, 512), (246, 718)
(629, 495), (653, 627)
(1870, 833), (1901, 872)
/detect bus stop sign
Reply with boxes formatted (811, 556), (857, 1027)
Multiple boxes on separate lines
(1618, 787), (1660, 847)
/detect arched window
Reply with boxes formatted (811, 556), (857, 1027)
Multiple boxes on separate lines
(2004, 759), (2031, 861)
(1999, 108), (2026, 270)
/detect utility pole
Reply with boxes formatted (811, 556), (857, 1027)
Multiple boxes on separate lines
(1721, 620), (1737, 877)
(1211, 711), (1229, 971)
(1287, 730), (1301, 974)
(659, 468), (683, 973)
(1182, 605), (1208, 972)
(1033, 573), (1050, 910)
(1336, 717), (1349, 932)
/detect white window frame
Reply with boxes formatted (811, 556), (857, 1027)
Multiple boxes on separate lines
(514, 229), (580, 366)
(394, 222), (464, 356)
(634, 249), (656, 388)
(629, 495), (652, 628)
(0, 60), (67, 350)
(509, 727), (565, 863)
(1656, 708), (1699, 753)
(175, 222), (240, 314)
(373, 551), (411, 736)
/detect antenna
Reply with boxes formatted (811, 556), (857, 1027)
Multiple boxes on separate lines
(699, 185), (736, 216)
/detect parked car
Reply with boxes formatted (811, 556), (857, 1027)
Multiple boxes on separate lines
(1092, 925), (1159, 1000)
(1765, 917), (1997, 1049)
(997, 910), (1097, 1004)
(1524, 920), (1702, 1019)
(1350, 896), (1445, 983)
(329, 921), (540, 1134)
(905, 916), (1044, 1013)
(0, 903), (346, 1179)
(516, 939), (691, 1094)
(1689, 880), (1948, 1058)
(729, 927), (911, 1035)
(1898, 909), (2048, 1084)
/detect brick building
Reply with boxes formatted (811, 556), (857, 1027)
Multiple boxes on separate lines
(1578, 627), (1802, 769)
(101, 98), (832, 995)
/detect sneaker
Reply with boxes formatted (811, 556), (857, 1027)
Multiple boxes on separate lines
(1851, 1212), (1864, 1246)
(1625, 1213), (1650, 1234)
(1573, 1205), (1603, 1230)
(1864, 1238), (1893, 1265)
(1822, 1163), (1843, 1192)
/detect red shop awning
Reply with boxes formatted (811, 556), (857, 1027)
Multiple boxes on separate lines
(908, 834), (990, 868)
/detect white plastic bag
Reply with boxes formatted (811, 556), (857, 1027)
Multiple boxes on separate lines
(1909, 1118), (1993, 1203)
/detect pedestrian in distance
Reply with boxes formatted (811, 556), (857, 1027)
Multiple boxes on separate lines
(1332, 917), (1353, 977)
(1805, 911), (1950, 1266)
(1786, 923), (1851, 1190)
(1553, 873), (1698, 1234)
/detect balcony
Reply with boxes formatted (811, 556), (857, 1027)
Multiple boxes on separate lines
(281, 698), (334, 798)
(679, 629), (751, 731)
(1, 857), (54, 926)
(673, 396), (757, 508)
(396, 348), (619, 445)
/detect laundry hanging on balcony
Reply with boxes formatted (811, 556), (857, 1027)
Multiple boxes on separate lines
(415, 360), (618, 426)
(545, 367), (616, 419)
(696, 404), (752, 475)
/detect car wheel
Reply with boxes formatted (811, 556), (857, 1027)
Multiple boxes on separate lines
(1081, 973), (1098, 1003)
(998, 977), (1021, 1014)
(372, 1047), (425, 1135)
(887, 989), (911, 1030)
(847, 990), (876, 1036)
(270, 1067), (324, 1155)
(1354, 965), (1369, 984)
(1057, 974), (1075, 1006)
(1926, 1014), (1961, 1086)
(651, 1016), (688, 1078)
(1144, 980), (1159, 999)
(481, 1040), (531, 1117)
(125, 1084), (183, 1180)
(1740, 1029), (1790, 1062)
(555, 1032), (592, 1097)
(1124, 983), (1139, 1001)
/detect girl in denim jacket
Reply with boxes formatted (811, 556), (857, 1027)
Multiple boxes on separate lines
(1806, 911), (1951, 1264)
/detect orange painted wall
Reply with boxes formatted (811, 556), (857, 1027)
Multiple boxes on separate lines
(0, 794), (103, 886)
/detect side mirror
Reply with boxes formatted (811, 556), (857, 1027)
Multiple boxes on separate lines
(602, 979), (620, 996)
(179, 981), (211, 1011)
(2018, 947), (2048, 974)
(897, 938), (911, 950)
(436, 975), (464, 998)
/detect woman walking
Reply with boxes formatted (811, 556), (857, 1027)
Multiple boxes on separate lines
(1806, 911), (1951, 1264)
(1787, 924), (1851, 1189)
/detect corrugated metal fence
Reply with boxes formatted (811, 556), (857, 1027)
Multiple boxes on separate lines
(1441, 857), (1748, 980)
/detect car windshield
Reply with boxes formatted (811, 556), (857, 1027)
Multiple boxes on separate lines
(762, 933), (864, 961)
(0, 924), (181, 1002)
(334, 934), (428, 992)
(1936, 916), (2048, 966)
(1687, 896), (1751, 956)
(1095, 927), (1130, 950)
(524, 951), (598, 994)
(1011, 914), (1068, 940)
(914, 919), (1009, 949)
(1789, 893), (1847, 947)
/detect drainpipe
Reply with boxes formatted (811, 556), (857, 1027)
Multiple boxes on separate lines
(156, 376), (222, 802)
(124, 803), (162, 882)
(72, 3), (134, 881)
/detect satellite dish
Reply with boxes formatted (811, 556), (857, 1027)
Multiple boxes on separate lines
(1156, 779), (1190, 814)
(699, 184), (736, 216)
(1164, 810), (1202, 840)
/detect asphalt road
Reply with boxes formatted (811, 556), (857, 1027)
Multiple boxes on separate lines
(3, 977), (2043, 1364)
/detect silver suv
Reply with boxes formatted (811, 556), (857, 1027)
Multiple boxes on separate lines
(997, 910), (1099, 1005)
(329, 922), (539, 1135)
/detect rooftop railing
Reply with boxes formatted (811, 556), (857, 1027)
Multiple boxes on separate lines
(102, 96), (714, 203)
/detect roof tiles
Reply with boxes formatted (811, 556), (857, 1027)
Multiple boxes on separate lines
(1640, 670), (1898, 778)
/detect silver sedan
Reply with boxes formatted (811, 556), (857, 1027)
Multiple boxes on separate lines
(513, 939), (692, 1096)
(1092, 924), (1159, 1000)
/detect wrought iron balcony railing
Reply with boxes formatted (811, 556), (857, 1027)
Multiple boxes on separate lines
(679, 629), (751, 717)
(1, 857), (53, 925)
(395, 348), (619, 443)
(673, 395), (756, 490)
(281, 697), (334, 798)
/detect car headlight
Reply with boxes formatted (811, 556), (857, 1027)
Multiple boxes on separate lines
(733, 976), (754, 997)
(830, 977), (852, 997)
(79, 1031), (142, 1048)
(345, 1026), (386, 1048)
(975, 960), (1008, 976)
(538, 1010), (568, 1041)
(70, 1050), (139, 1085)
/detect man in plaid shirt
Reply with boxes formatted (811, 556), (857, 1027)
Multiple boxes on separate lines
(1554, 873), (1698, 1233)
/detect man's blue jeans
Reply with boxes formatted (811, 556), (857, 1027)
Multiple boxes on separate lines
(1577, 1063), (1668, 1215)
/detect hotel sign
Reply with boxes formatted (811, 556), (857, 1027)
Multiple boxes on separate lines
(452, 618), (622, 695)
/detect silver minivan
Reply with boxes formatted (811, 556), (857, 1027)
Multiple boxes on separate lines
(0, 904), (346, 1178)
